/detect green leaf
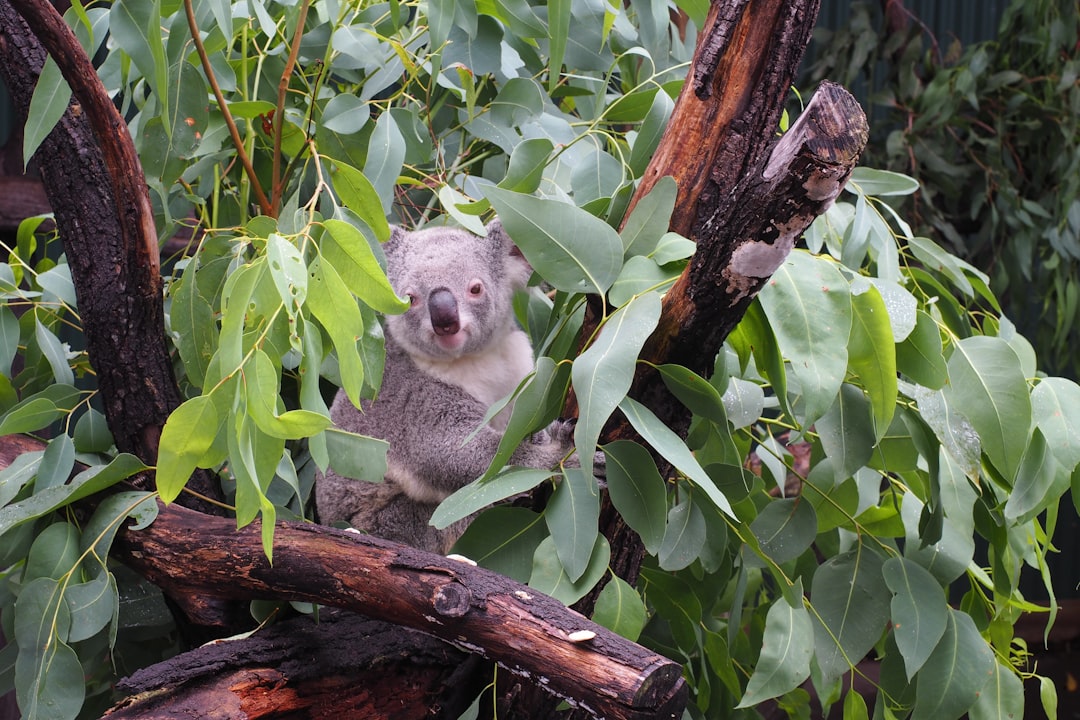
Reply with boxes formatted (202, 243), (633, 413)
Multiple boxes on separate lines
(0, 454), (146, 538)
(245, 349), (331, 440)
(722, 377), (765, 429)
(943, 336), (1031, 483)
(629, 92), (675, 176)
(747, 497), (817, 567)
(908, 236), (974, 297)
(80, 491), (158, 568)
(307, 255), (367, 407)
(170, 260), (217, 389)
(847, 167), (920, 196)
(364, 112), (405, 215)
(912, 609), (993, 720)
(969, 661), (1024, 720)
(620, 176), (677, 257)
(897, 309), (948, 389)
(843, 688), (869, 720)
(485, 186), (623, 295)
(546, 0), (570, 91)
(0, 304), (20, 376)
(608, 256), (671, 307)
(320, 94), (369, 134)
(901, 493), (973, 585)
(603, 440), (667, 555)
(0, 384), (80, 436)
(329, 162), (391, 242)
(451, 507), (548, 583)
(499, 138), (554, 193)
(25, 521), (80, 582)
(1031, 377), (1080, 471)
(432, 467), (554, 529)
(737, 582), (813, 708)
(572, 292), (661, 476)
(156, 395), (220, 503)
(0, 450), (43, 508)
(322, 219), (407, 314)
(266, 233), (308, 310)
(848, 285), (897, 438)
(593, 575), (647, 641)
(758, 251), (852, 427)
(35, 318), (74, 387)
(657, 363), (726, 424)
(529, 534), (610, 605)
(1004, 428), (1068, 524)
(545, 467), (600, 582)
(23, 56), (71, 168)
(810, 544), (890, 686)
(815, 384), (876, 482)
(619, 396), (735, 518)
(481, 357), (570, 481)
(657, 497), (706, 571)
(109, 0), (167, 129)
(65, 570), (118, 643)
(322, 427), (389, 481)
(882, 557), (948, 680)
(14, 578), (84, 720)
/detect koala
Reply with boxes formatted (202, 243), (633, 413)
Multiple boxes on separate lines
(315, 221), (578, 553)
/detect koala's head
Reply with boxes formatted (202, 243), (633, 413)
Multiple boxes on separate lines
(383, 221), (532, 361)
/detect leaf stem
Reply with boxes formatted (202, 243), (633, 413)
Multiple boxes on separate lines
(271, 0), (312, 215)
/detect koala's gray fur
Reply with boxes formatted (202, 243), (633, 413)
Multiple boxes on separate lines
(315, 222), (576, 553)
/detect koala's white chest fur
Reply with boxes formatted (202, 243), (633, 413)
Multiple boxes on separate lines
(412, 328), (534, 430)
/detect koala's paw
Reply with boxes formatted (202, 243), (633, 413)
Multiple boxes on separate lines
(536, 418), (576, 448)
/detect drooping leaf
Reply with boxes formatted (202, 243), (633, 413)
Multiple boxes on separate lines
(847, 167), (920, 196)
(14, 577), (83, 720)
(266, 233), (308, 311)
(23, 56), (71, 168)
(529, 534), (609, 605)
(499, 138), (554, 193)
(758, 251), (852, 427)
(244, 349), (331, 440)
(451, 507), (548, 583)
(432, 467), (554, 530)
(897, 309), (948, 389)
(815, 384), (876, 482)
(364, 112), (405, 215)
(34, 318), (74, 387)
(848, 284), (897, 438)
(321, 219), (407, 314)
(485, 187), (623, 295)
(572, 292), (661, 476)
(620, 176), (677, 257)
(603, 440), (667, 555)
(619, 396), (734, 518)
(329, 161), (391, 241)
(1031, 376), (1080, 472)
(882, 556), (948, 680)
(943, 336), (1031, 483)
(593, 574), (647, 641)
(65, 571), (119, 643)
(968, 660), (1025, 720)
(545, 467), (600, 582)
(306, 256), (366, 407)
(156, 395), (220, 503)
(657, 363), (726, 424)
(737, 581), (813, 708)
(747, 497), (817, 567)
(810, 544), (890, 686)
(657, 497), (706, 571)
(912, 609), (993, 720)
(1004, 428), (1068, 524)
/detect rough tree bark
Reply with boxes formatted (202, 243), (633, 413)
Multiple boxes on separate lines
(0, 0), (867, 716)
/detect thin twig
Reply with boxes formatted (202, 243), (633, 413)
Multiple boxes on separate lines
(183, 0), (273, 216)
(271, 0), (312, 214)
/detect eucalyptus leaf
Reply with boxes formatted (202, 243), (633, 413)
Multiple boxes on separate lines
(603, 440), (667, 554)
(912, 610), (993, 720)
(485, 187), (623, 295)
(545, 467), (600, 582)
(882, 556), (948, 680)
(737, 583), (813, 707)
(529, 534), (610, 605)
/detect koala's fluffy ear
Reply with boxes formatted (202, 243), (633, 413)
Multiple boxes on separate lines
(487, 220), (533, 290)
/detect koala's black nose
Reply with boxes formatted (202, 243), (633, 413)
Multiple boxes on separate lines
(428, 288), (460, 336)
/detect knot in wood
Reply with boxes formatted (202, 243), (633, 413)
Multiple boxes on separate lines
(432, 582), (472, 617)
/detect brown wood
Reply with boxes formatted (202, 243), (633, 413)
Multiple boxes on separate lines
(104, 610), (485, 720)
(0, 176), (50, 231)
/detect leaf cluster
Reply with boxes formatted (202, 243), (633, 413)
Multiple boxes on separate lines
(0, 1), (1077, 719)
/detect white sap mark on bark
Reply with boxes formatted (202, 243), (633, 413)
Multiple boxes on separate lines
(804, 170), (844, 202)
(724, 218), (805, 303)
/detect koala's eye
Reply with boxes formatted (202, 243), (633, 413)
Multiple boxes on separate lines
(406, 292), (418, 307)
(468, 281), (484, 296)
